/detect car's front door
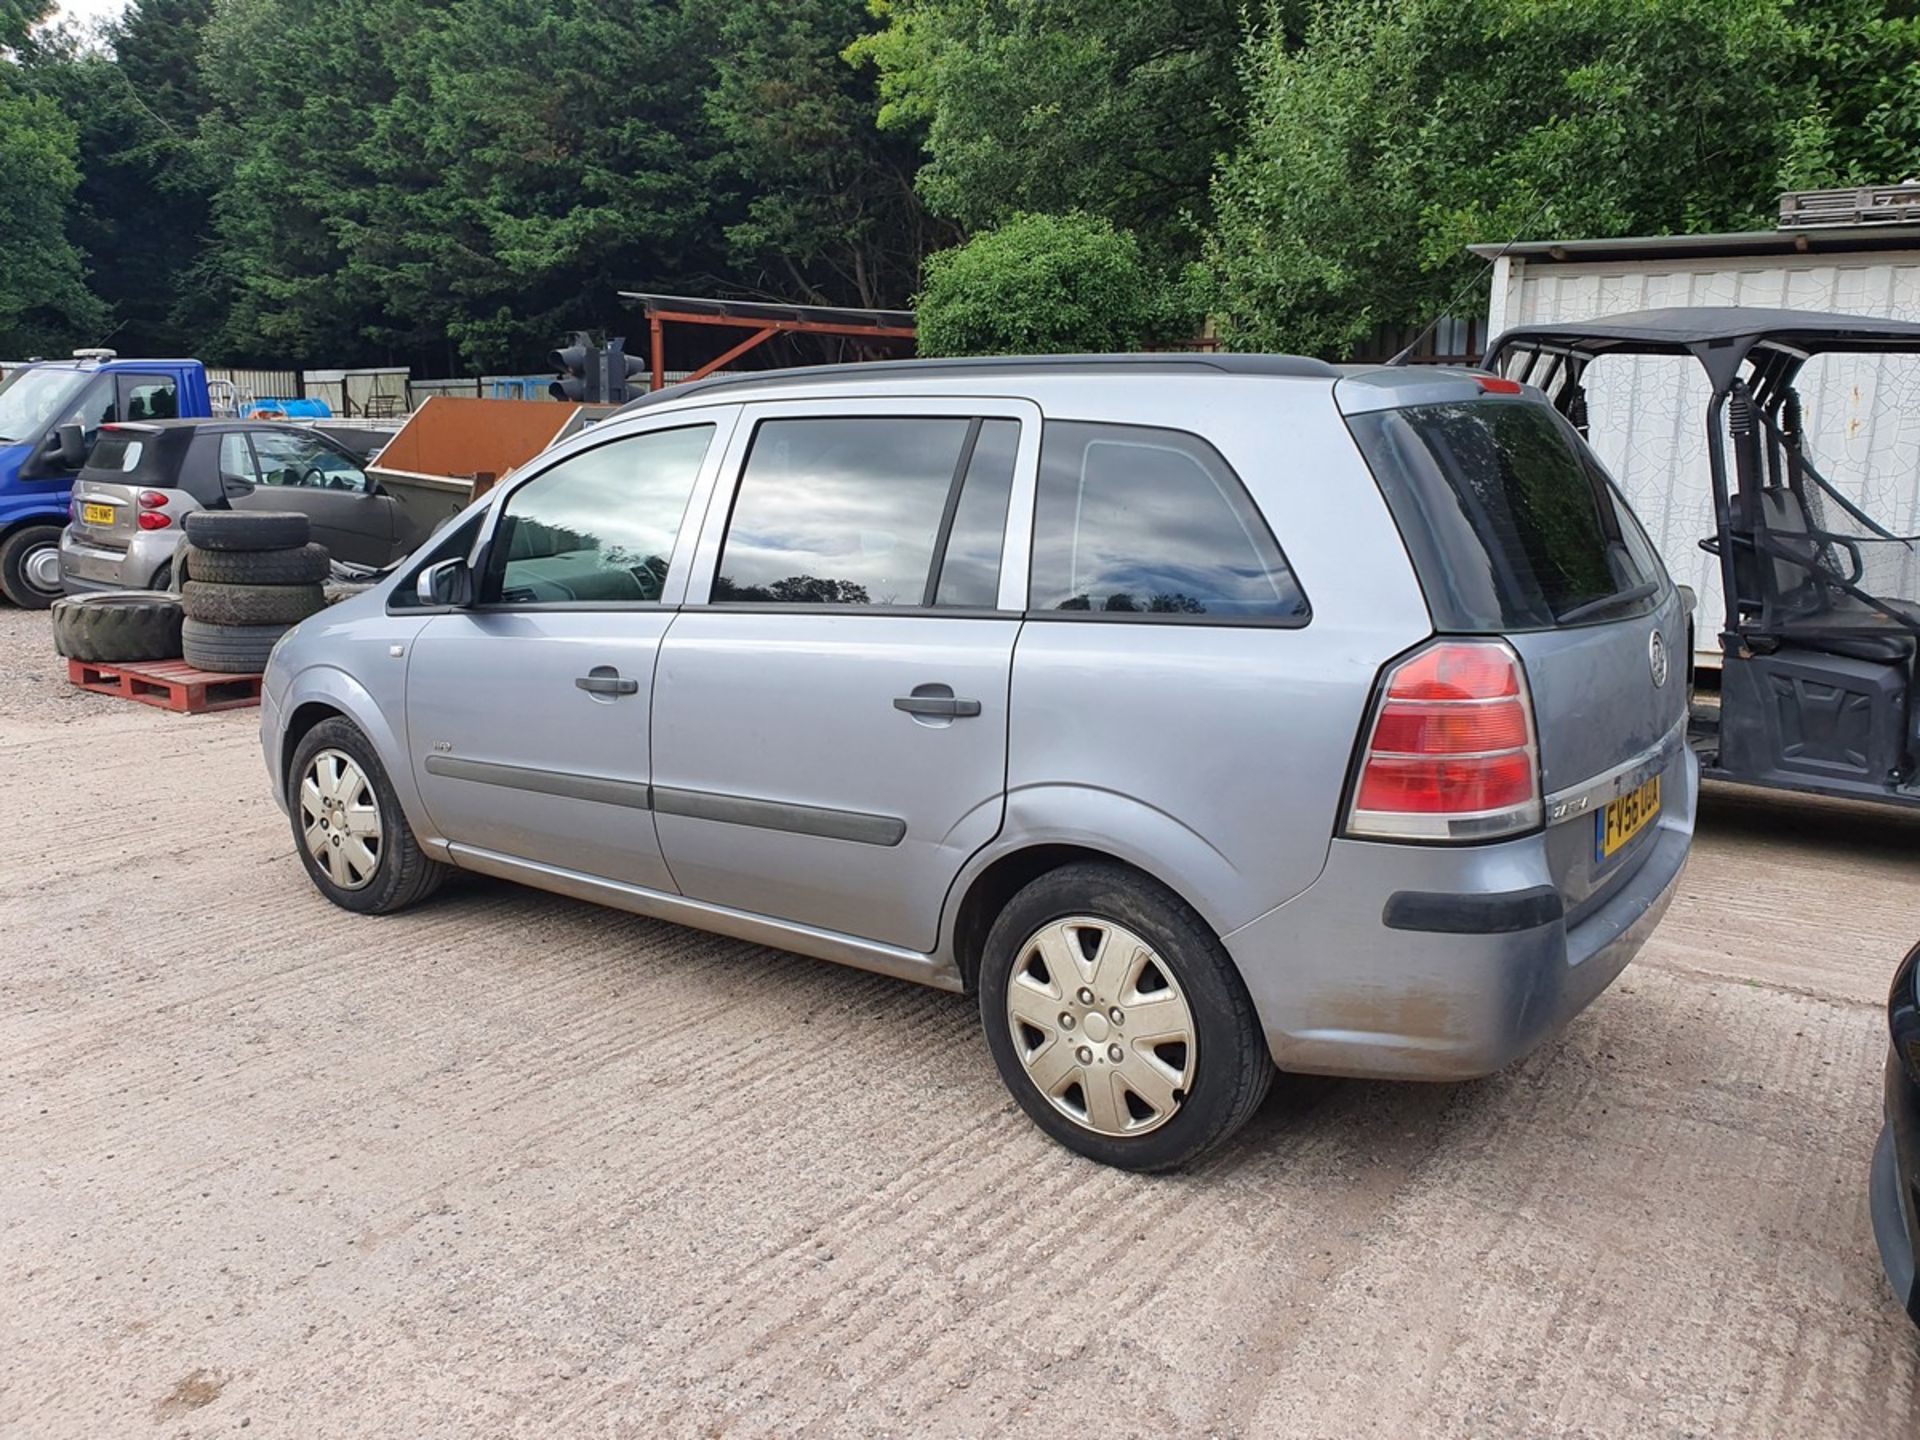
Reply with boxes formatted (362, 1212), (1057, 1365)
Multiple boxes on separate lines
(231, 428), (397, 565)
(650, 398), (1039, 952)
(403, 412), (735, 890)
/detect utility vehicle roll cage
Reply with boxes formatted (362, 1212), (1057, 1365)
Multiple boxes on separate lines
(1484, 307), (1920, 656)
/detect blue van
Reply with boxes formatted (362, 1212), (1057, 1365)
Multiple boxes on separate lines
(0, 352), (212, 606)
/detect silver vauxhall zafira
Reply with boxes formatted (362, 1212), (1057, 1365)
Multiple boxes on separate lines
(260, 355), (1695, 1170)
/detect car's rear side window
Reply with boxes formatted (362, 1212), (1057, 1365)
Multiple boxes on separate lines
(1349, 399), (1666, 631)
(1028, 421), (1308, 622)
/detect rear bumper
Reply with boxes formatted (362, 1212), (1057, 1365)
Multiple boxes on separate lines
(1225, 746), (1697, 1080)
(58, 528), (175, 593)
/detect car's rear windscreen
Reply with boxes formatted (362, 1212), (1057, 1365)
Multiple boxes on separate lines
(1348, 398), (1666, 632)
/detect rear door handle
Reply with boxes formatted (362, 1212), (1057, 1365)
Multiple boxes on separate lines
(576, 669), (639, 697)
(894, 694), (981, 718)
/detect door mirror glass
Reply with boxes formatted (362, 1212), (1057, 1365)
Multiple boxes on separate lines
(417, 558), (474, 608)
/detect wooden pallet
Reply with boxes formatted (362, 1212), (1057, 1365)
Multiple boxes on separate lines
(67, 656), (263, 714)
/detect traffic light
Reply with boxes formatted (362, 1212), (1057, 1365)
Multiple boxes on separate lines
(549, 332), (595, 402)
(603, 337), (648, 405)
(550, 333), (647, 404)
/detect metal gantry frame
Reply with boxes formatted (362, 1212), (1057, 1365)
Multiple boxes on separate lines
(618, 292), (918, 391)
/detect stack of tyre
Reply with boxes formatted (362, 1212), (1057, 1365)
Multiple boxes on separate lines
(179, 511), (330, 673)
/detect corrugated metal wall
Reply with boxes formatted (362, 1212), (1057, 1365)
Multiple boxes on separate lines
(1489, 254), (1920, 654)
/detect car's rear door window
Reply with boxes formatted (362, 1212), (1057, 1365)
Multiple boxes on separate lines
(932, 419), (1020, 608)
(713, 415), (1016, 609)
(1349, 399), (1667, 631)
(1028, 421), (1308, 622)
(488, 424), (715, 605)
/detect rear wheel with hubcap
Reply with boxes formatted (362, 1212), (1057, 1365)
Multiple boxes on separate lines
(979, 862), (1272, 1171)
(287, 716), (447, 914)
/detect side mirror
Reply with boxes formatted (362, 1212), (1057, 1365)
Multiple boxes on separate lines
(416, 557), (474, 608)
(52, 423), (86, 470)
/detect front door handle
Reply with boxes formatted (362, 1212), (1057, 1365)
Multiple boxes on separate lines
(576, 667), (639, 697)
(894, 693), (981, 718)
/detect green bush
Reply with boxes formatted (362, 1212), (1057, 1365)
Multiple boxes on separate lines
(915, 212), (1196, 356)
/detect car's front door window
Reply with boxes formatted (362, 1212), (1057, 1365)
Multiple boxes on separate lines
(487, 424), (716, 605)
(251, 431), (368, 493)
(218, 433), (261, 488)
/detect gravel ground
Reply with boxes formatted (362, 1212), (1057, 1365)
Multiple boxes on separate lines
(3, 604), (1918, 1438)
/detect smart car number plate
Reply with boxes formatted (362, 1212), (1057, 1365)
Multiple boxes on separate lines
(82, 503), (114, 526)
(1597, 775), (1661, 860)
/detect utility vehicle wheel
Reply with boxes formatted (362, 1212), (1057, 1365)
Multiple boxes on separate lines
(181, 510), (310, 551)
(979, 862), (1273, 1172)
(50, 590), (184, 662)
(286, 716), (447, 915)
(0, 524), (65, 608)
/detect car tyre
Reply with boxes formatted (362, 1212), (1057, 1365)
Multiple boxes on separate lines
(181, 541), (329, 586)
(0, 523), (66, 608)
(181, 579), (327, 627)
(50, 590), (184, 662)
(180, 617), (292, 673)
(182, 510), (311, 552)
(287, 716), (448, 915)
(979, 861), (1273, 1172)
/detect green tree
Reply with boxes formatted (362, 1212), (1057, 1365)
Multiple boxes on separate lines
(200, 0), (731, 371)
(47, 0), (220, 355)
(699, 0), (933, 309)
(1206, 0), (1920, 358)
(851, 0), (1259, 260)
(0, 8), (107, 356)
(915, 211), (1196, 355)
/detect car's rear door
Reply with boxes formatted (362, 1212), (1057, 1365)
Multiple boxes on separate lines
(402, 411), (736, 889)
(650, 397), (1039, 952)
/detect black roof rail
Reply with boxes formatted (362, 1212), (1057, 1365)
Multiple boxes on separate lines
(612, 352), (1339, 415)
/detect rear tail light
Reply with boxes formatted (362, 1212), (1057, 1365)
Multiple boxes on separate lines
(137, 490), (167, 508)
(137, 511), (171, 530)
(1345, 639), (1542, 842)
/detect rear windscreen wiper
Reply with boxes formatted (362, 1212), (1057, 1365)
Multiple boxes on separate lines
(1556, 581), (1658, 625)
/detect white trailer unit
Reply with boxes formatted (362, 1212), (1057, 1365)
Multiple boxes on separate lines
(1478, 223), (1920, 660)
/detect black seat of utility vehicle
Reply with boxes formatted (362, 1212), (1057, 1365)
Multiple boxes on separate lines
(1721, 486), (1917, 664)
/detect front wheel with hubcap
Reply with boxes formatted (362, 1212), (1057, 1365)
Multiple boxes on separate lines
(287, 716), (447, 914)
(0, 524), (66, 608)
(979, 862), (1273, 1171)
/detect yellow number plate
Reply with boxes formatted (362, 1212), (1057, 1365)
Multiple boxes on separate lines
(81, 503), (115, 526)
(1597, 775), (1661, 859)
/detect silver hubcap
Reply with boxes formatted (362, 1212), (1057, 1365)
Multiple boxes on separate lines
(24, 542), (61, 593)
(1005, 916), (1197, 1138)
(299, 749), (382, 891)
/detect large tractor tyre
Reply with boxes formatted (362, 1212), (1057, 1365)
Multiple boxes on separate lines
(0, 523), (67, 608)
(181, 617), (293, 674)
(181, 541), (330, 586)
(180, 510), (311, 552)
(50, 590), (185, 663)
(180, 580), (326, 627)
